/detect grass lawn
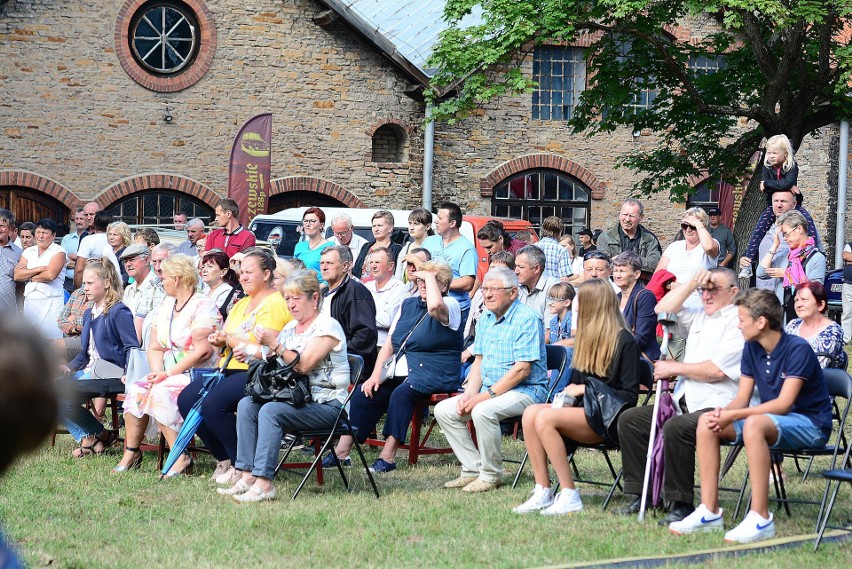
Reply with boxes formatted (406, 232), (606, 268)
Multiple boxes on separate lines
(1, 430), (850, 568)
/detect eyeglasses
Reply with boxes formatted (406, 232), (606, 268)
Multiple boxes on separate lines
(302, 219), (320, 225)
(583, 251), (611, 262)
(680, 223), (697, 231)
(697, 285), (733, 296)
(780, 227), (802, 239)
(332, 230), (351, 237)
(481, 286), (514, 294)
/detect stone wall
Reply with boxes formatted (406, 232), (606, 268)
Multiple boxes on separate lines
(0, 0), (425, 208)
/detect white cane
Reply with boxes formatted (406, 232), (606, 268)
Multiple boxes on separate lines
(638, 312), (677, 521)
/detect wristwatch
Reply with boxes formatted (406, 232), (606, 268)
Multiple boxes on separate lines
(487, 387), (497, 398)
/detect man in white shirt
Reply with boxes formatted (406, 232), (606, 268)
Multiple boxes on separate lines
(364, 247), (407, 348)
(120, 244), (156, 342)
(74, 211), (118, 288)
(615, 267), (746, 526)
(329, 213), (367, 269)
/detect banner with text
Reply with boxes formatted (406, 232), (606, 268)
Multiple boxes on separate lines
(227, 113), (272, 226)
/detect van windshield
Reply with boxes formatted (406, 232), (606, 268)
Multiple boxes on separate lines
(249, 221), (303, 257)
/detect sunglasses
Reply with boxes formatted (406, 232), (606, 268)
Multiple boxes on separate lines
(583, 251), (611, 262)
(680, 223), (697, 231)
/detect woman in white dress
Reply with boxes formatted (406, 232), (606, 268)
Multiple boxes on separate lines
(14, 219), (66, 340)
(117, 254), (221, 474)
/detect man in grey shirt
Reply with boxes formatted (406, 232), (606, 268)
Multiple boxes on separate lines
(515, 245), (559, 323)
(707, 207), (736, 268)
(0, 209), (23, 312)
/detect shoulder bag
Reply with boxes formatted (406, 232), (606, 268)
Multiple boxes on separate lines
(245, 352), (311, 407)
(583, 377), (631, 447)
(379, 311), (429, 384)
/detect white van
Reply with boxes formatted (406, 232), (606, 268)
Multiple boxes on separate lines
(249, 207), (412, 257)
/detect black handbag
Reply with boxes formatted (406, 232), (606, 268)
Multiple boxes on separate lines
(582, 377), (631, 447)
(245, 352), (312, 407)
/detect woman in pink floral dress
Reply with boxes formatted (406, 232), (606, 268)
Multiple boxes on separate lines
(115, 254), (221, 475)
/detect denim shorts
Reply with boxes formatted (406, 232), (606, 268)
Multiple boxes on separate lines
(732, 413), (827, 450)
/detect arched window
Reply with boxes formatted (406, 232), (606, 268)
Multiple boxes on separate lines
(105, 190), (213, 225)
(0, 187), (70, 234)
(491, 169), (591, 234)
(371, 124), (409, 163)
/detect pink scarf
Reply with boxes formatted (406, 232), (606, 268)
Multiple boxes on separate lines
(784, 237), (816, 287)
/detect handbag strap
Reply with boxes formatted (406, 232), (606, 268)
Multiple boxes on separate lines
(391, 310), (429, 363)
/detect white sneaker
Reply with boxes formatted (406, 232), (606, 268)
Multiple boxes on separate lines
(540, 488), (583, 516)
(512, 485), (555, 514)
(724, 511), (775, 543)
(669, 504), (724, 535)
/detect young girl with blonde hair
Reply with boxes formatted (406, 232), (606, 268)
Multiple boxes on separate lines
(512, 278), (640, 516)
(741, 134), (821, 276)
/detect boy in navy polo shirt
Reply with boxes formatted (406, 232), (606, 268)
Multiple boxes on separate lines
(670, 288), (832, 543)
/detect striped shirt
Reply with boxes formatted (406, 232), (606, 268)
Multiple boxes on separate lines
(472, 299), (548, 403)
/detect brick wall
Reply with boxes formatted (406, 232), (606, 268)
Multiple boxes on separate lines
(0, 0), (424, 208)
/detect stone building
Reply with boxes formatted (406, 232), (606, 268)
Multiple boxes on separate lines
(0, 0), (848, 260)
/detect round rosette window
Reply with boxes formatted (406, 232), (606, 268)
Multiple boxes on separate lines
(130, 2), (200, 75)
(115, 0), (216, 92)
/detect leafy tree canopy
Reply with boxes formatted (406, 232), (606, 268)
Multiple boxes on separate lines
(428, 0), (852, 202)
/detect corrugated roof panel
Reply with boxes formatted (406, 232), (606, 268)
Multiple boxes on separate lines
(333, 0), (480, 78)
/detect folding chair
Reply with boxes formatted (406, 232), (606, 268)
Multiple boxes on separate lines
(275, 354), (380, 500)
(365, 392), (461, 465)
(813, 436), (852, 551)
(507, 345), (574, 488)
(733, 368), (852, 527)
(573, 358), (654, 511)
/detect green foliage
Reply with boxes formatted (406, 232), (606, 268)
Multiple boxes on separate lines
(428, 0), (852, 199)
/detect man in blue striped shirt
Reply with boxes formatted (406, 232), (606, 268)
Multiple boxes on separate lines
(435, 266), (547, 493)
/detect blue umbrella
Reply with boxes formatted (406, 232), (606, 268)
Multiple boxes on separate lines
(160, 353), (232, 479)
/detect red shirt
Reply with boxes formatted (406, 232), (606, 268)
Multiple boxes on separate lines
(205, 226), (256, 258)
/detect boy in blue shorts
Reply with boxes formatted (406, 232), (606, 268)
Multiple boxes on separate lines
(669, 288), (832, 543)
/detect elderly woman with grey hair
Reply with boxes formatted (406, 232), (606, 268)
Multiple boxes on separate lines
(758, 209), (826, 322)
(612, 251), (660, 361)
(655, 207), (719, 308)
(324, 259), (464, 473)
(221, 270), (349, 502)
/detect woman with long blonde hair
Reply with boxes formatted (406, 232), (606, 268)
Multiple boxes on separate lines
(58, 257), (138, 458)
(512, 278), (641, 516)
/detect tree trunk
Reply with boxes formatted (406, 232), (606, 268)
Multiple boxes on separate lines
(733, 164), (766, 288)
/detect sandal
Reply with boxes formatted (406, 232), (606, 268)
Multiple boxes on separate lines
(72, 441), (96, 458)
(93, 430), (119, 454)
(112, 447), (143, 473)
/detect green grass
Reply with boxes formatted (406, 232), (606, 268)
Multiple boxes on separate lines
(1, 432), (850, 568)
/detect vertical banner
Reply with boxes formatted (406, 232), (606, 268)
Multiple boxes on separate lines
(227, 113), (272, 226)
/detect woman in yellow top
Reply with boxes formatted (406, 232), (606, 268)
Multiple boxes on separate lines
(177, 248), (290, 485)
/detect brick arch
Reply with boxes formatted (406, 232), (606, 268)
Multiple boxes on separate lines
(365, 118), (413, 137)
(480, 154), (606, 200)
(95, 173), (220, 209)
(270, 177), (365, 207)
(0, 169), (82, 209)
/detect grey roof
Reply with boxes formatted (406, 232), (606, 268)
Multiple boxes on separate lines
(321, 0), (481, 85)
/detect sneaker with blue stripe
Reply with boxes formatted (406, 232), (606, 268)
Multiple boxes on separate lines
(724, 511), (775, 543)
(669, 504), (724, 535)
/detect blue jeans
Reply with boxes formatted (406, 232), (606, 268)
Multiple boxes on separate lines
(59, 371), (106, 442)
(235, 397), (342, 480)
(60, 399), (104, 442)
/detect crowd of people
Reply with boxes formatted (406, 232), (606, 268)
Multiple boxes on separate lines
(0, 142), (845, 545)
